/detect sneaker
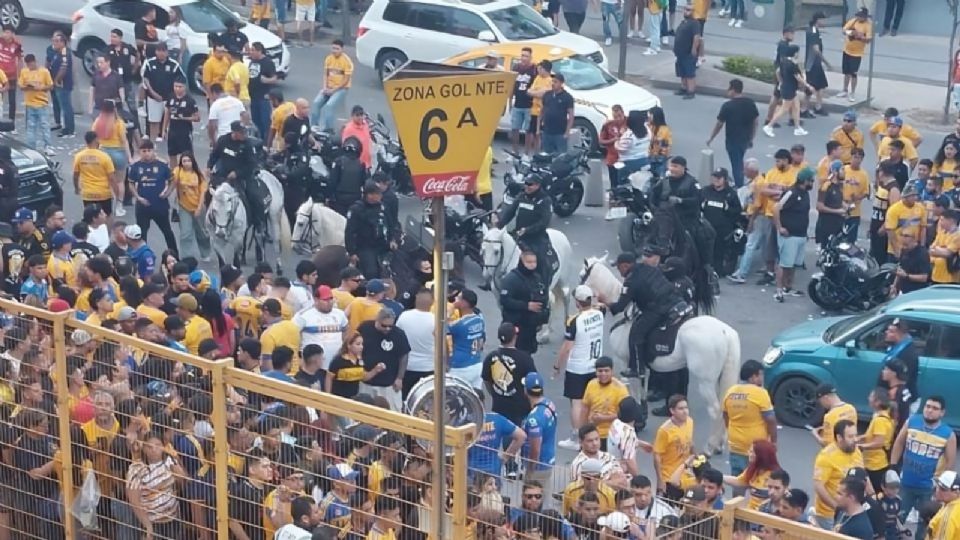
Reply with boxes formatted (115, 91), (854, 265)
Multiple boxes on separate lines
(114, 207), (127, 217)
(848, 94), (857, 103)
(682, 93), (695, 100)
(674, 88), (688, 96)
(155, 136), (163, 143)
(718, 8), (727, 16)
(727, 274), (746, 284)
(661, 36), (670, 45)
(734, 19), (743, 27)
(637, 31), (646, 39)
(762, 125), (775, 137)
(557, 438), (580, 451)
(757, 272), (775, 286)
(643, 48), (659, 55)
(800, 110), (816, 119)
(57, 132), (75, 138)
(891, 29), (898, 37)
(815, 108), (829, 116)
(774, 290), (785, 303)
(784, 288), (804, 297)
(627, 30), (637, 38)
(728, 18), (736, 26)
(200, 255), (212, 263)
(50, 124), (62, 132)
(835, 91), (848, 98)
(604, 37), (612, 46)
(794, 127), (809, 136)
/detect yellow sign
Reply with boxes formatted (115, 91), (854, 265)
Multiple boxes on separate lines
(383, 62), (516, 198)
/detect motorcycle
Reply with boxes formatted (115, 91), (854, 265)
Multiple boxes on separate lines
(610, 183), (655, 254)
(404, 199), (493, 278)
(500, 146), (588, 218)
(369, 113), (414, 196)
(716, 215), (749, 277)
(266, 143), (330, 227)
(808, 228), (897, 311)
(310, 126), (344, 170)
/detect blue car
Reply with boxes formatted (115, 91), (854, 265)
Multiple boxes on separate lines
(762, 284), (960, 429)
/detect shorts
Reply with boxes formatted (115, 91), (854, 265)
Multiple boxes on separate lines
(167, 129), (194, 156)
(780, 84), (798, 101)
(510, 108), (531, 131)
(528, 115), (539, 134)
(82, 199), (113, 216)
(295, 3), (316, 21)
(102, 147), (128, 172)
(273, 0), (287, 22)
(448, 363), (483, 390)
(563, 371), (596, 400)
(777, 234), (806, 268)
(675, 54), (697, 79)
(696, 18), (706, 35)
(806, 64), (828, 91)
(146, 97), (164, 123)
(841, 52), (862, 76)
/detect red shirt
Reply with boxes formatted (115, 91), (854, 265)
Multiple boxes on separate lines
(954, 51), (960, 84)
(600, 120), (624, 165)
(0, 38), (22, 78)
(342, 121), (373, 170)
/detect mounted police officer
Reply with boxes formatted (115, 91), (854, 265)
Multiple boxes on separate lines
(493, 173), (555, 286)
(207, 121), (266, 234)
(499, 249), (549, 354)
(345, 180), (398, 279)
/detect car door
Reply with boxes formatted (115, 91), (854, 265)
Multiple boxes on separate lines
(94, 0), (147, 44)
(917, 322), (960, 427)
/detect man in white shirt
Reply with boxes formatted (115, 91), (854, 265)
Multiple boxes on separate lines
(274, 496), (317, 540)
(631, 474), (678, 526)
(608, 396), (652, 479)
(288, 260), (319, 312)
(570, 423), (625, 487)
(554, 284), (605, 450)
(206, 82), (245, 144)
(395, 287), (435, 400)
(293, 285), (347, 374)
(82, 204), (110, 252)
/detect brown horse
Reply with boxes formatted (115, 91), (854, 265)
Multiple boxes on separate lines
(312, 245), (350, 287)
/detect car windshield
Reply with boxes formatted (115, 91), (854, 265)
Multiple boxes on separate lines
(823, 309), (878, 342)
(179, 0), (244, 33)
(553, 55), (617, 91)
(486, 5), (557, 40)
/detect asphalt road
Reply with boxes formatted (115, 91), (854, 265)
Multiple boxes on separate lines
(14, 22), (954, 504)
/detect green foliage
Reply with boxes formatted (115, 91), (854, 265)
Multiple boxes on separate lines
(721, 56), (777, 85)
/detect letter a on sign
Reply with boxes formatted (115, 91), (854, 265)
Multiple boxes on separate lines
(383, 61), (516, 199)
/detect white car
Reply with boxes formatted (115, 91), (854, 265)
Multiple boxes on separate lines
(356, 0), (606, 81)
(70, 0), (290, 93)
(0, 0), (84, 31)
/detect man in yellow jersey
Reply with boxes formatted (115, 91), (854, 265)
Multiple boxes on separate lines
(346, 278), (386, 334)
(878, 117), (919, 168)
(691, 0), (709, 33)
(581, 357), (629, 450)
(842, 148), (870, 241)
(930, 209), (960, 284)
(885, 184), (927, 260)
(473, 146), (494, 211)
(260, 298), (301, 373)
(176, 292), (212, 355)
(312, 39), (353, 131)
(722, 360), (776, 476)
(225, 50), (250, 108)
(861, 389), (895, 492)
(929, 471), (960, 540)
(870, 107), (923, 150)
(832, 110), (865, 164)
(230, 294), (264, 339)
(367, 497), (402, 540)
(561, 458), (617, 516)
(73, 132), (115, 213)
(755, 149), (795, 286)
(838, 7), (872, 102)
(137, 283), (168, 327)
(201, 44), (230, 100)
(333, 267), (362, 311)
(653, 394), (693, 493)
(267, 88), (295, 150)
(813, 419), (864, 530)
(46, 230), (77, 290)
(813, 384), (858, 447)
(526, 59), (553, 153)
(816, 141), (844, 182)
(18, 53), (54, 154)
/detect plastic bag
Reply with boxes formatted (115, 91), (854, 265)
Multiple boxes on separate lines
(72, 469), (101, 530)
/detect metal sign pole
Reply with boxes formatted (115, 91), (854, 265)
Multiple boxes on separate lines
(431, 196), (448, 539)
(865, 20), (877, 106)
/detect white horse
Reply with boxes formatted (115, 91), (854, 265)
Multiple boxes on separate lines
(291, 198), (346, 255)
(206, 172), (291, 269)
(580, 255), (741, 453)
(480, 226), (575, 343)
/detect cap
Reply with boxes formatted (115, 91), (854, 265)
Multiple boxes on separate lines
(711, 167), (729, 180)
(51, 230), (74, 249)
(830, 160), (844, 173)
(11, 207), (33, 223)
(902, 182), (920, 198)
(884, 469), (901, 486)
(573, 285), (593, 302)
(48, 299), (70, 313)
(316, 285), (334, 300)
(497, 322), (517, 342)
(597, 512), (631, 533)
(328, 463), (359, 482)
(176, 293), (198, 312)
(842, 110), (858, 122)
(523, 372), (545, 395)
(71, 329), (92, 346)
(579, 458), (604, 476)
(367, 279), (386, 294)
(221, 265), (242, 286)
(815, 383), (837, 398)
(229, 120), (244, 133)
(198, 338), (220, 356)
(189, 270), (213, 292)
(889, 116), (904, 127)
(856, 6), (869, 16)
(796, 167), (816, 183)
(352, 425), (381, 443)
(551, 72), (565, 83)
(146, 380), (172, 400)
(524, 173), (544, 185)
(262, 298), (282, 316)
(845, 467), (868, 482)
(124, 225), (143, 241)
(936, 471), (960, 491)
(615, 252), (636, 265)
(684, 486), (707, 502)
(116, 306), (137, 322)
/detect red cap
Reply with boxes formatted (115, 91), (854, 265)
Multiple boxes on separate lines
(316, 285), (334, 300)
(48, 299), (70, 313)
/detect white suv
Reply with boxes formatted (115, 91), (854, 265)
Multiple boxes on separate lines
(357, 0), (606, 81)
(0, 0), (85, 31)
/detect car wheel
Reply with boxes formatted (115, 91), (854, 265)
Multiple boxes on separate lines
(189, 56), (207, 95)
(377, 50), (407, 82)
(573, 117), (599, 155)
(772, 376), (819, 428)
(77, 38), (106, 78)
(0, 0), (24, 32)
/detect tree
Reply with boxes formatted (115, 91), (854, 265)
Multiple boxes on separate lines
(944, 0), (960, 122)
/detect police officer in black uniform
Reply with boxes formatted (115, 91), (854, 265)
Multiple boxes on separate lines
(373, 172), (400, 239)
(494, 173), (555, 285)
(207, 121), (265, 233)
(11, 208), (50, 261)
(700, 167), (743, 277)
(0, 145), (18, 223)
(345, 181), (397, 279)
(498, 249), (549, 354)
(329, 136), (368, 216)
(605, 247), (686, 378)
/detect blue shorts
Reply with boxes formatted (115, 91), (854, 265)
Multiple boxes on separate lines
(675, 54), (697, 79)
(510, 108), (531, 131)
(274, 0), (287, 22)
(102, 147), (128, 172)
(777, 235), (806, 268)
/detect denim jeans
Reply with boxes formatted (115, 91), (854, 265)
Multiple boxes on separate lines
(601, 2), (624, 40)
(25, 105), (51, 151)
(647, 11), (663, 50)
(900, 485), (933, 540)
(54, 88), (74, 134)
(178, 205), (211, 260)
(617, 157), (649, 187)
(311, 88), (347, 130)
(729, 0), (746, 19)
(735, 215), (772, 277)
(725, 139), (749, 187)
(250, 97), (272, 141)
(844, 216), (860, 243)
(540, 133), (567, 154)
(729, 452), (748, 476)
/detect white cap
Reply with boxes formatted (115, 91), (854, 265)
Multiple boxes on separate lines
(123, 224), (143, 241)
(937, 470), (960, 491)
(884, 469), (901, 486)
(574, 284), (593, 302)
(597, 512), (631, 533)
(70, 329), (92, 346)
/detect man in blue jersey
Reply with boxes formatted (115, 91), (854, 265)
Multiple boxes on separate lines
(467, 407), (526, 483)
(890, 395), (958, 540)
(126, 139), (178, 252)
(123, 225), (156, 279)
(447, 288), (486, 390)
(319, 463), (357, 533)
(521, 371), (558, 485)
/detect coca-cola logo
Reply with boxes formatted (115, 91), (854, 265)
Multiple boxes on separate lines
(415, 174), (476, 198)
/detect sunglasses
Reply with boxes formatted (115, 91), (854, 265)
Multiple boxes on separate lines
(523, 493), (543, 499)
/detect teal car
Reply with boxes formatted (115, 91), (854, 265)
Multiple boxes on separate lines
(762, 284), (960, 429)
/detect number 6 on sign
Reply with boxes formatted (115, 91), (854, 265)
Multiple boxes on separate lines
(383, 61), (516, 199)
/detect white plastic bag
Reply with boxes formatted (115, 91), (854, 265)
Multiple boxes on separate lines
(72, 469), (101, 530)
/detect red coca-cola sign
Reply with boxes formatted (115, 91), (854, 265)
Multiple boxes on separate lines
(413, 172), (477, 198)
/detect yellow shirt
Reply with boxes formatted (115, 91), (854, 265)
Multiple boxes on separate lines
(332, 288), (356, 311)
(653, 418), (694, 486)
(262, 489), (307, 540)
(870, 120), (922, 147)
(367, 459), (390, 504)
(202, 54), (231, 88)
(736, 468), (771, 510)
(367, 528), (398, 540)
(647, 0), (662, 15)
(93, 117), (127, 149)
(649, 125), (672, 158)
(173, 167), (208, 213)
(884, 201), (927, 256)
(476, 147), (493, 196)
(270, 101), (296, 148)
(529, 74), (552, 117)
(561, 480), (616, 516)
(842, 19), (872, 57)
(821, 402), (858, 444)
(878, 135), (919, 162)
(931, 226), (960, 283)
(831, 126), (864, 164)
(347, 297), (383, 335)
(261, 320), (302, 374)
(862, 410), (895, 471)
(759, 167), (795, 217)
(582, 379), (630, 438)
(230, 296), (263, 338)
(842, 166), (870, 217)
(137, 304), (168, 328)
(928, 498), (960, 540)
(18, 67), (53, 107)
(721, 383), (774, 455)
(250, 0), (272, 19)
(183, 314), (213, 355)
(76, 282), (120, 314)
(324, 54), (354, 89)
(813, 444), (864, 517)
(691, 0), (709, 19)
(933, 159), (959, 191)
(225, 61), (250, 103)
(47, 253), (77, 289)
(73, 148), (115, 201)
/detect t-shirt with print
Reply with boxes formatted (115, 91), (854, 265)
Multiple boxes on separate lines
(74, 148), (115, 201)
(0, 38), (22, 78)
(481, 346), (535, 425)
(166, 94), (198, 138)
(513, 63), (537, 109)
(128, 160), (172, 207)
(358, 320), (410, 387)
(248, 57), (277, 101)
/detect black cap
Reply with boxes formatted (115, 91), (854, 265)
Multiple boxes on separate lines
(551, 72), (565, 83)
(198, 338), (220, 356)
(615, 252), (636, 265)
(856, 6), (869, 17)
(524, 173), (544, 185)
(815, 383), (837, 398)
(362, 180), (380, 194)
(497, 322), (516, 342)
(845, 467), (868, 482)
(669, 156), (687, 167)
(229, 120), (244, 133)
(262, 298), (282, 316)
(711, 167), (729, 180)
(221, 264), (242, 286)
(884, 358), (909, 379)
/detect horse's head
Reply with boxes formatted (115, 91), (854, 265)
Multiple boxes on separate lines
(207, 183), (239, 239)
(579, 252), (608, 285)
(480, 226), (507, 283)
(292, 198), (318, 255)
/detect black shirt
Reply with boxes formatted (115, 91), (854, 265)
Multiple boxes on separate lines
(898, 244), (931, 294)
(774, 38), (793, 68)
(281, 114), (311, 143)
(778, 59), (801, 94)
(165, 94), (198, 135)
(15, 434), (59, 499)
(107, 43), (139, 84)
(104, 242), (127, 264)
(540, 89), (574, 136)
(229, 479), (267, 540)
(248, 57), (277, 101)
(673, 18), (699, 57)
(220, 31), (249, 57)
(717, 96), (759, 146)
(92, 70), (124, 111)
(358, 320), (410, 387)
(889, 159), (910, 191)
(805, 27), (823, 71)
(836, 510), (874, 540)
(142, 57), (183, 100)
(481, 346), (535, 425)
(778, 186), (811, 237)
(327, 354), (364, 398)
(512, 64), (538, 109)
(294, 368), (324, 389)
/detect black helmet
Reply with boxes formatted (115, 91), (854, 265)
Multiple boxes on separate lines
(343, 136), (362, 157)
(660, 256), (687, 280)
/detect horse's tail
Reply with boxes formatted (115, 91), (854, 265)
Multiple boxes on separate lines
(692, 265), (716, 315)
(279, 211), (292, 257)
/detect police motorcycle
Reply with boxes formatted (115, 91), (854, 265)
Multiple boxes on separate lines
(808, 225), (897, 311)
(368, 113), (413, 196)
(716, 215), (749, 277)
(265, 133), (331, 227)
(608, 164), (658, 253)
(404, 196), (494, 278)
(500, 145), (589, 217)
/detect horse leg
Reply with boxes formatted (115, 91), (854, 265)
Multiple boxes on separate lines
(698, 372), (725, 456)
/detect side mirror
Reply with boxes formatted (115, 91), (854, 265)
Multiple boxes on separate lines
(844, 339), (856, 356)
(377, 113), (386, 124)
(477, 30), (496, 42)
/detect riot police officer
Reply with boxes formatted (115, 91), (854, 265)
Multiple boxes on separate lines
(207, 121), (264, 232)
(494, 173), (554, 285)
(345, 181), (397, 279)
(329, 136), (368, 216)
(498, 249), (549, 354)
(700, 168), (743, 277)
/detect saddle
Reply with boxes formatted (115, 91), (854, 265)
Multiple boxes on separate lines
(647, 308), (692, 358)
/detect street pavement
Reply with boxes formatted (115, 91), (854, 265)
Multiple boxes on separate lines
(13, 18), (955, 503)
